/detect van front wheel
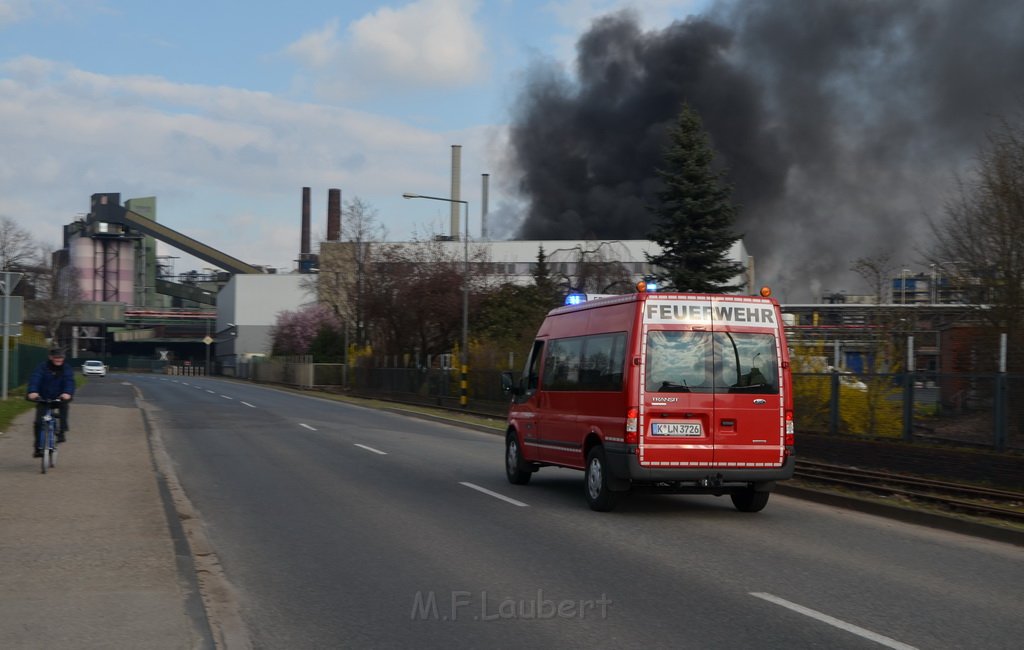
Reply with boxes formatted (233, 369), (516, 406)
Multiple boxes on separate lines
(505, 434), (532, 485)
(731, 488), (770, 512)
(585, 447), (618, 512)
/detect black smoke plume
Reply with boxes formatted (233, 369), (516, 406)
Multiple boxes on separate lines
(501, 0), (1024, 301)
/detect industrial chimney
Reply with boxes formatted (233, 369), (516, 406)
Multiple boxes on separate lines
(481, 173), (489, 241)
(327, 188), (341, 241)
(301, 187), (311, 255)
(450, 144), (462, 240)
(298, 187), (318, 273)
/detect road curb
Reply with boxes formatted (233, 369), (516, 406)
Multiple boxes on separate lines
(140, 399), (217, 650)
(134, 385), (254, 650)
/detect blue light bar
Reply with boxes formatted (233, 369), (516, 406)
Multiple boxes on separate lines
(565, 292), (587, 305)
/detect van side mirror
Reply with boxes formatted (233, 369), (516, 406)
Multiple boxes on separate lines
(500, 371), (522, 396)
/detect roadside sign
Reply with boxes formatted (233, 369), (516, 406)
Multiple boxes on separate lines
(0, 271), (22, 296)
(0, 296), (22, 335)
(1, 271), (23, 400)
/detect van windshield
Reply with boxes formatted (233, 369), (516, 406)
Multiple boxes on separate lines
(645, 330), (779, 394)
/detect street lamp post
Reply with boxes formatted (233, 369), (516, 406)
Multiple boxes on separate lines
(402, 192), (470, 407)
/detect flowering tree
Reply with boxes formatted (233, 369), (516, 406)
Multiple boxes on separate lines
(270, 303), (341, 356)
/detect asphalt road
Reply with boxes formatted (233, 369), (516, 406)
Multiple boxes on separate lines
(131, 375), (1024, 649)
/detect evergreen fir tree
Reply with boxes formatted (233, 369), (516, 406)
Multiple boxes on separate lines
(531, 245), (561, 306)
(647, 104), (746, 292)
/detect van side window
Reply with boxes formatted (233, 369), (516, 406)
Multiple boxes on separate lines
(543, 338), (583, 390)
(542, 332), (627, 392)
(579, 332), (626, 390)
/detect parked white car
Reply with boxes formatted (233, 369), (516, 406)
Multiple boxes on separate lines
(82, 360), (107, 377)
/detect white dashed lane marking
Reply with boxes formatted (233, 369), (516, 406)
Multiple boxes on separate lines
(749, 593), (918, 650)
(354, 444), (387, 455)
(459, 482), (529, 507)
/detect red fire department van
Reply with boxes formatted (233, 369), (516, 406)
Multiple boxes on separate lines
(501, 287), (795, 512)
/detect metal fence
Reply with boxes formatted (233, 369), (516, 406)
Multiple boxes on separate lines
(793, 370), (1023, 451)
(345, 366), (509, 412)
(229, 357), (1022, 452)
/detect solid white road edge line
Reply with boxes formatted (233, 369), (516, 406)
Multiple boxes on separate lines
(459, 482), (529, 507)
(749, 592), (918, 650)
(354, 443), (387, 455)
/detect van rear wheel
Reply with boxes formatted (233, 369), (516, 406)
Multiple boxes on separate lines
(585, 447), (618, 512)
(505, 434), (532, 485)
(731, 488), (770, 512)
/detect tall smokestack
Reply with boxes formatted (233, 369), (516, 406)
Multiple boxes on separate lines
(327, 188), (341, 241)
(301, 187), (311, 255)
(481, 173), (489, 240)
(450, 144), (462, 240)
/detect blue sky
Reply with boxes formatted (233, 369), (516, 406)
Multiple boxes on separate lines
(0, 0), (704, 273)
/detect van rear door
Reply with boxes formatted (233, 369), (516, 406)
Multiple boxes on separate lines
(638, 296), (786, 469)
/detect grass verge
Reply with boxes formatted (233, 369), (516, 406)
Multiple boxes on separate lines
(0, 376), (88, 432)
(0, 387), (33, 432)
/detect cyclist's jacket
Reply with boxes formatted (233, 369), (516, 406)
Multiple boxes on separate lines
(28, 361), (75, 399)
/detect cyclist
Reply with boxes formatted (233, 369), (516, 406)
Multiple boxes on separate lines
(27, 347), (75, 458)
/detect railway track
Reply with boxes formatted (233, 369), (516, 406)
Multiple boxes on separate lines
(794, 460), (1024, 523)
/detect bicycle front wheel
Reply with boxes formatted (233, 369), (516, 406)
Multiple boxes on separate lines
(41, 447), (49, 474)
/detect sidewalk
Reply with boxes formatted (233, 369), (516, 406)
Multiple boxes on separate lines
(0, 387), (211, 649)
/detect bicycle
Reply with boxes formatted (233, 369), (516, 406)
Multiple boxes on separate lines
(33, 398), (66, 474)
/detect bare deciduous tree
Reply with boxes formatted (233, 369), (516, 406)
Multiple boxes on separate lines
(928, 110), (1024, 370)
(851, 251), (896, 304)
(26, 251), (84, 344)
(0, 216), (38, 272)
(363, 236), (489, 360)
(547, 241), (634, 295)
(309, 197), (389, 348)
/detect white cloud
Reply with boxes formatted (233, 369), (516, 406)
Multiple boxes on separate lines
(284, 18), (342, 69)
(285, 0), (487, 100)
(348, 0), (486, 85)
(0, 57), (504, 271)
(0, 0), (32, 27)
